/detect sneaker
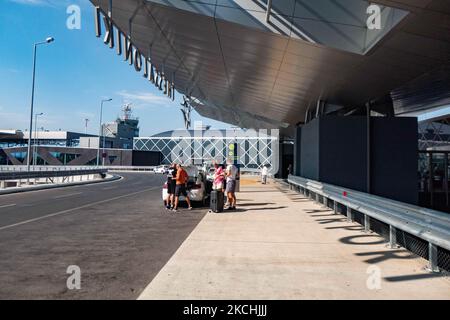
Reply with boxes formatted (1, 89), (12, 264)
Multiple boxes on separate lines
(188, 207), (193, 210)
(172, 208), (178, 212)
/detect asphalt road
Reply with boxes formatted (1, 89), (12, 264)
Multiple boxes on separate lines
(0, 173), (207, 299)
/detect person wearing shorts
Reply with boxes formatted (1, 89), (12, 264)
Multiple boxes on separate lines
(165, 163), (177, 210)
(175, 184), (188, 198)
(225, 159), (238, 210)
(261, 165), (268, 184)
(173, 164), (192, 212)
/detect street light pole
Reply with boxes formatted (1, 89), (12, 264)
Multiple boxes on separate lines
(26, 37), (54, 173)
(102, 126), (107, 166)
(97, 98), (112, 166)
(85, 118), (89, 135)
(33, 112), (44, 166)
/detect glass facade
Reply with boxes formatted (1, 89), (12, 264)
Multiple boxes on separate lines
(418, 151), (450, 213)
(134, 129), (278, 170)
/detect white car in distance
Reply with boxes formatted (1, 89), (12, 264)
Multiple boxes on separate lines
(154, 165), (169, 174)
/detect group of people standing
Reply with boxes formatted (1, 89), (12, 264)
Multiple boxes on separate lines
(212, 159), (238, 211)
(164, 163), (192, 212)
(164, 159), (239, 212)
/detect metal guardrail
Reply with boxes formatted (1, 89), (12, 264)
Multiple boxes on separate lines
(0, 167), (107, 181)
(105, 166), (155, 171)
(288, 175), (450, 272)
(0, 165), (98, 172)
(0, 165), (266, 173)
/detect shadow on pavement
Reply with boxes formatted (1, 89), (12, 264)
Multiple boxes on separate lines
(355, 250), (417, 264)
(238, 203), (276, 207)
(384, 273), (446, 282)
(339, 234), (387, 246)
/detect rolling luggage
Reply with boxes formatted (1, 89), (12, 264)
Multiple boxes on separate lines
(210, 190), (224, 213)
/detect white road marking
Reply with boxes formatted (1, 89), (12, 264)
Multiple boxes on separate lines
(102, 186), (118, 190)
(0, 187), (158, 231)
(52, 192), (83, 199)
(0, 204), (16, 209)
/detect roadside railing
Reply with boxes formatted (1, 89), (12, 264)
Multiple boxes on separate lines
(288, 175), (450, 273)
(105, 166), (155, 172)
(0, 165), (99, 172)
(0, 166), (108, 189)
(0, 165), (157, 172)
(0, 168), (107, 180)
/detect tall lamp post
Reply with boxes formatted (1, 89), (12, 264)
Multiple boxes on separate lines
(27, 37), (54, 173)
(33, 112), (44, 166)
(97, 98), (112, 166)
(84, 118), (89, 135)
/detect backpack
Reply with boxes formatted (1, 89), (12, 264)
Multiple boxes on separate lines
(179, 169), (188, 184)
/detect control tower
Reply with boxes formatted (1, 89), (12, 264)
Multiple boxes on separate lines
(101, 104), (140, 149)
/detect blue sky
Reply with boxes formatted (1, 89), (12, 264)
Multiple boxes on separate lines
(0, 0), (230, 136)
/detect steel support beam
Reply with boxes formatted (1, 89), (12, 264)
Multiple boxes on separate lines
(388, 225), (399, 249)
(266, 0), (272, 23)
(364, 214), (371, 233)
(427, 243), (440, 273)
(346, 207), (353, 222)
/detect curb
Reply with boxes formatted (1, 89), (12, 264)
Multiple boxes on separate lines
(0, 174), (122, 196)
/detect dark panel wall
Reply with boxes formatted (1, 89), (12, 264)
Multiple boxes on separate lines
(294, 127), (301, 176)
(300, 118), (320, 181)
(278, 143), (294, 179)
(320, 117), (367, 192)
(296, 116), (418, 205)
(132, 151), (161, 166)
(371, 117), (418, 204)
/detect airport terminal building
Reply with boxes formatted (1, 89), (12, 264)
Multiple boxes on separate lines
(134, 128), (280, 171)
(89, 0), (450, 211)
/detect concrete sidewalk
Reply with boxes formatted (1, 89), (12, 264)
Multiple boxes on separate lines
(139, 177), (450, 300)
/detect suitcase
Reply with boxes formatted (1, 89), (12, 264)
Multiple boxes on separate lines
(210, 190), (224, 213)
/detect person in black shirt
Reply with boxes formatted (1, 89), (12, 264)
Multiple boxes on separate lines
(165, 163), (177, 210)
